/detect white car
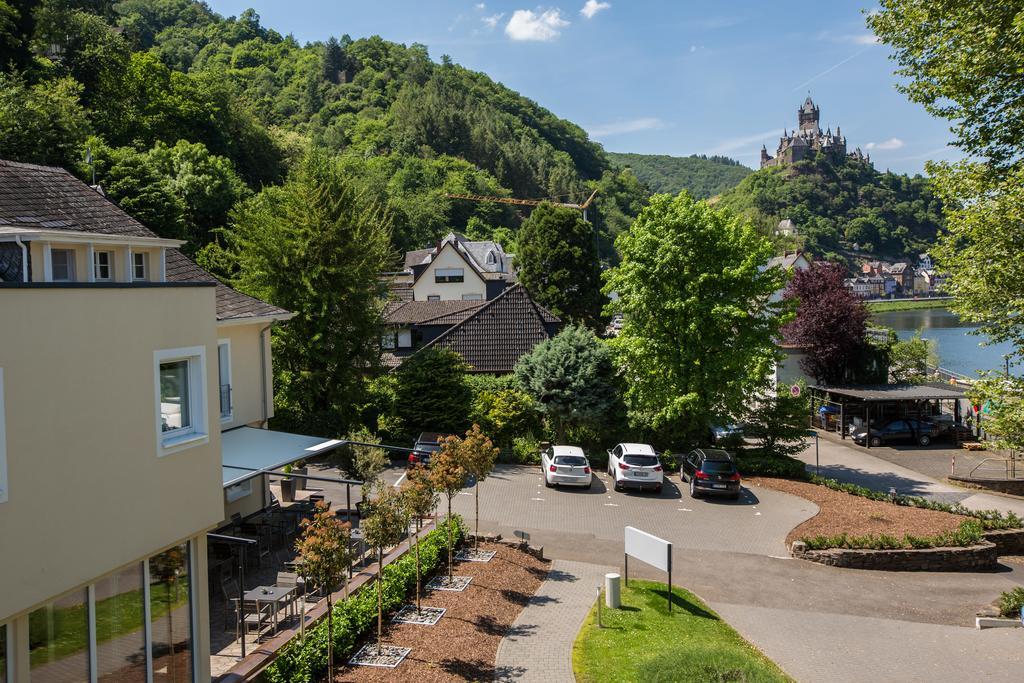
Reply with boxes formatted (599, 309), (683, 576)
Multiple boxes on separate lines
(607, 442), (663, 493)
(542, 445), (593, 488)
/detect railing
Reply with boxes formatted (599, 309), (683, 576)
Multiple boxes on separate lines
(220, 383), (232, 418)
(968, 457), (1023, 480)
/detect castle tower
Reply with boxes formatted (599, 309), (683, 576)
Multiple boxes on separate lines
(798, 96), (819, 133)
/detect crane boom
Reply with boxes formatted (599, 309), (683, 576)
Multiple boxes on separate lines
(444, 193), (584, 209)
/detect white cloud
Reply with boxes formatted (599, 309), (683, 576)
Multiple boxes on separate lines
(866, 138), (905, 151)
(816, 30), (880, 45)
(689, 45), (700, 53)
(505, 9), (570, 41)
(580, 0), (610, 19)
(482, 12), (504, 29)
(587, 117), (665, 138)
(707, 128), (784, 155)
(475, 2), (486, 8)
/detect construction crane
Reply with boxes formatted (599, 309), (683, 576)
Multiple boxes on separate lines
(446, 189), (599, 221)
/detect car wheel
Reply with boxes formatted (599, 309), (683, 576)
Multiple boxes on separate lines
(870, 436), (882, 448)
(729, 493), (741, 501)
(544, 477), (553, 488)
(689, 478), (699, 498)
(919, 435), (931, 446)
(614, 478), (623, 492)
(654, 484), (663, 494)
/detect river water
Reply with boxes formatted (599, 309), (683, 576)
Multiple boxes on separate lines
(871, 307), (1016, 377)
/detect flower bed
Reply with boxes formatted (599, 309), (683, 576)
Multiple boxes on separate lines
(264, 517), (465, 683)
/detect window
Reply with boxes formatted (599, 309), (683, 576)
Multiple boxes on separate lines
(226, 479), (252, 502)
(461, 293), (483, 301)
(1, 622), (7, 683)
(93, 250), (113, 281)
(434, 267), (464, 283)
(427, 295), (440, 301)
(51, 249), (76, 281)
(381, 333), (396, 350)
(486, 250), (497, 266)
(95, 564), (146, 682)
(149, 544), (193, 683)
(218, 340), (232, 421)
(397, 329), (413, 348)
(29, 588), (90, 680)
(132, 252), (149, 281)
(155, 346), (208, 453)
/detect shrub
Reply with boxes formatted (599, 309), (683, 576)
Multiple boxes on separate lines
(997, 587), (1024, 618)
(470, 388), (542, 448)
(736, 455), (809, 480)
(511, 434), (542, 464)
(264, 517), (465, 683)
(800, 519), (984, 550)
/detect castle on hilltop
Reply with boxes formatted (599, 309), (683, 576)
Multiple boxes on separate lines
(760, 96), (871, 169)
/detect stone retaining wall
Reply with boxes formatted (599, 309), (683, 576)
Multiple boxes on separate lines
(983, 528), (1024, 556)
(948, 476), (1024, 497)
(790, 540), (999, 571)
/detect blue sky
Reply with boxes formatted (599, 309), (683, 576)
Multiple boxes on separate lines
(207, 0), (960, 174)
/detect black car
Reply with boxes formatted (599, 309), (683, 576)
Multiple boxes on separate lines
(407, 432), (450, 468)
(851, 418), (940, 447)
(680, 448), (741, 500)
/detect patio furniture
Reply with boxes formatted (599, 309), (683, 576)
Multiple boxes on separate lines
(276, 571), (305, 602)
(220, 578), (241, 632)
(244, 585), (296, 633)
(231, 598), (272, 641)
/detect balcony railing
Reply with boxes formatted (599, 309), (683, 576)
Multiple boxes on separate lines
(220, 383), (232, 418)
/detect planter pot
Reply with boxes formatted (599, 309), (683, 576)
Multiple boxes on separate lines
(281, 477), (296, 502)
(292, 466), (308, 490)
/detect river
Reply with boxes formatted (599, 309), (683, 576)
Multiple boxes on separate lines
(870, 307), (1016, 377)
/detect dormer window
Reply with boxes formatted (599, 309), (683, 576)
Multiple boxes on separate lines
(486, 250), (497, 266)
(51, 249), (76, 281)
(93, 251), (113, 281)
(133, 252), (148, 281)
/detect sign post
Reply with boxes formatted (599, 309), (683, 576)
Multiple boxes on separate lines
(624, 526), (673, 612)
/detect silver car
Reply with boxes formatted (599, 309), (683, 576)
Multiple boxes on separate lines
(542, 445), (593, 488)
(607, 442), (663, 493)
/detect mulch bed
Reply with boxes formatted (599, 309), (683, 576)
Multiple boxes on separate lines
(748, 477), (965, 546)
(335, 542), (549, 682)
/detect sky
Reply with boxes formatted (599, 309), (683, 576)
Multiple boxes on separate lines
(206, 0), (960, 175)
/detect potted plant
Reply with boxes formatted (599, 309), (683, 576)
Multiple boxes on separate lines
(292, 459), (308, 489)
(281, 463), (296, 502)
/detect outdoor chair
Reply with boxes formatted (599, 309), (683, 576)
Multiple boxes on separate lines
(276, 571), (305, 601)
(230, 598), (272, 641)
(220, 578), (241, 632)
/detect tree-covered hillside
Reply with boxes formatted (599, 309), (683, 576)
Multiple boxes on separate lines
(0, 0), (647, 258)
(606, 152), (752, 198)
(716, 154), (943, 261)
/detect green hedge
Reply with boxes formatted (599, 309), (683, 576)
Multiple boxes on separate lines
(264, 517), (466, 683)
(736, 455), (809, 480)
(800, 519), (985, 550)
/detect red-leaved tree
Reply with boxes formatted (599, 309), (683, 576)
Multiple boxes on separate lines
(782, 262), (869, 385)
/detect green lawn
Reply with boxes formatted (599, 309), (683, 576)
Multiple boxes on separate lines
(573, 580), (792, 683)
(865, 298), (950, 312)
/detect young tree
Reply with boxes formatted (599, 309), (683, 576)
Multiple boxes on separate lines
(394, 347), (472, 435)
(345, 428), (389, 502)
(744, 390), (809, 458)
(782, 262), (869, 385)
(459, 424), (500, 550)
(220, 150), (392, 434)
(514, 324), (619, 442)
(361, 482), (408, 656)
(516, 202), (605, 328)
(889, 332), (936, 383)
(429, 435), (468, 582)
(603, 192), (786, 441)
(294, 502), (352, 681)
(401, 465), (438, 613)
(968, 375), (1024, 453)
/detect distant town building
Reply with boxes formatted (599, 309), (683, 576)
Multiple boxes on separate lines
(387, 232), (516, 303)
(764, 250), (811, 302)
(775, 218), (798, 237)
(761, 97), (871, 169)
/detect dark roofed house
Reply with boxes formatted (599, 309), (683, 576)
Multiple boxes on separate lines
(389, 231), (516, 303)
(383, 284), (560, 373)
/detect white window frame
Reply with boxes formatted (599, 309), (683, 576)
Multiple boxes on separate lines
(217, 339), (233, 423)
(0, 369), (6, 505)
(225, 479), (253, 503)
(381, 333), (396, 350)
(461, 293), (483, 301)
(154, 346), (208, 455)
(51, 248), (76, 282)
(133, 252), (149, 281)
(93, 250), (113, 281)
(397, 329), (413, 348)
(426, 295), (440, 301)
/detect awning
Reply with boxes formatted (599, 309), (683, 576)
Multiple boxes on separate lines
(809, 384), (966, 402)
(221, 426), (343, 487)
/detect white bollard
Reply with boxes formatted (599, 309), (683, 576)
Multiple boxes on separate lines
(605, 572), (621, 608)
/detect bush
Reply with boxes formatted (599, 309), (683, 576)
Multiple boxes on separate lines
(470, 388), (543, 448)
(998, 587), (1024, 618)
(264, 517), (466, 683)
(735, 455), (809, 480)
(800, 519), (984, 550)
(511, 434), (542, 464)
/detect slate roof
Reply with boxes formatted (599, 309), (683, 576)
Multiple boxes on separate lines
(422, 284), (560, 373)
(384, 299), (484, 326)
(404, 232), (516, 282)
(0, 159), (290, 322)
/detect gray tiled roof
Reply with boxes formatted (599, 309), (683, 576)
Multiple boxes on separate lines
(384, 299), (484, 325)
(0, 159), (289, 322)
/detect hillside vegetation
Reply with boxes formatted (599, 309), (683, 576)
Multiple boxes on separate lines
(606, 152), (752, 198)
(716, 154), (943, 262)
(0, 0), (647, 258)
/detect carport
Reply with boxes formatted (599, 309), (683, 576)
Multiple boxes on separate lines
(808, 384), (967, 447)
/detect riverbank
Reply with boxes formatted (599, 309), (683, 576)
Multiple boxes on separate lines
(865, 298), (951, 312)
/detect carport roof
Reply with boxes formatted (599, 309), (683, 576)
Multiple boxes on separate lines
(810, 383), (966, 402)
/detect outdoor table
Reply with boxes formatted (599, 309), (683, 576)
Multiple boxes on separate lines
(244, 585), (296, 633)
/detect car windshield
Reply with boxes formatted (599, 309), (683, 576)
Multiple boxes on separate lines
(554, 455), (587, 466)
(416, 444), (440, 453)
(624, 455), (658, 467)
(702, 460), (735, 474)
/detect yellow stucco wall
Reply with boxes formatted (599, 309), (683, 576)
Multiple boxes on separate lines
(411, 245), (486, 301)
(216, 322), (274, 430)
(0, 285), (223, 622)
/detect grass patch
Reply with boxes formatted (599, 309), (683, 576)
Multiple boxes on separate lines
(573, 580), (791, 683)
(865, 298), (950, 312)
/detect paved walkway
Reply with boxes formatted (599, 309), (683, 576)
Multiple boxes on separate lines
(494, 559), (615, 683)
(796, 430), (1024, 517)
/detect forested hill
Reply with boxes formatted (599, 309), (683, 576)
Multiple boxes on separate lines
(607, 152), (752, 198)
(0, 0), (647, 258)
(715, 155), (943, 262)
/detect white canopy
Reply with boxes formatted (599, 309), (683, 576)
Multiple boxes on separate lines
(221, 426), (342, 487)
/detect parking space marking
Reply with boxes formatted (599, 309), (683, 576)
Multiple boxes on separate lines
(603, 503), (619, 507)
(531, 497), (545, 502)
(393, 472), (407, 488)
(678, 508), (693, 512)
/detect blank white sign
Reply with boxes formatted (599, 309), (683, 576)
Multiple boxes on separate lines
(624, 526), (671, 572)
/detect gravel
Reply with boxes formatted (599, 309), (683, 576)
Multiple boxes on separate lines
(749, 477), (965, 546)
(335, 542), (548, 682)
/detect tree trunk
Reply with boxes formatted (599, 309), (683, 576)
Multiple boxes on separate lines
(414, 529), (421, 613)
(376, 547), (383, 656)
(475, 481), (480, 551)
(327, 593), (333, 682)
(447, 494), (454, 581)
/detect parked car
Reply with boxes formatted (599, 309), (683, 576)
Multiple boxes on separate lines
(408, 432), (450, 468)
(541, 445), (593, 488)
(709, 423), (744, 445)
(680, 448), (741, 500)
(607, 443), (663, 493)
(851, 418), (940, 447)
(928, 414), (974, 441)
